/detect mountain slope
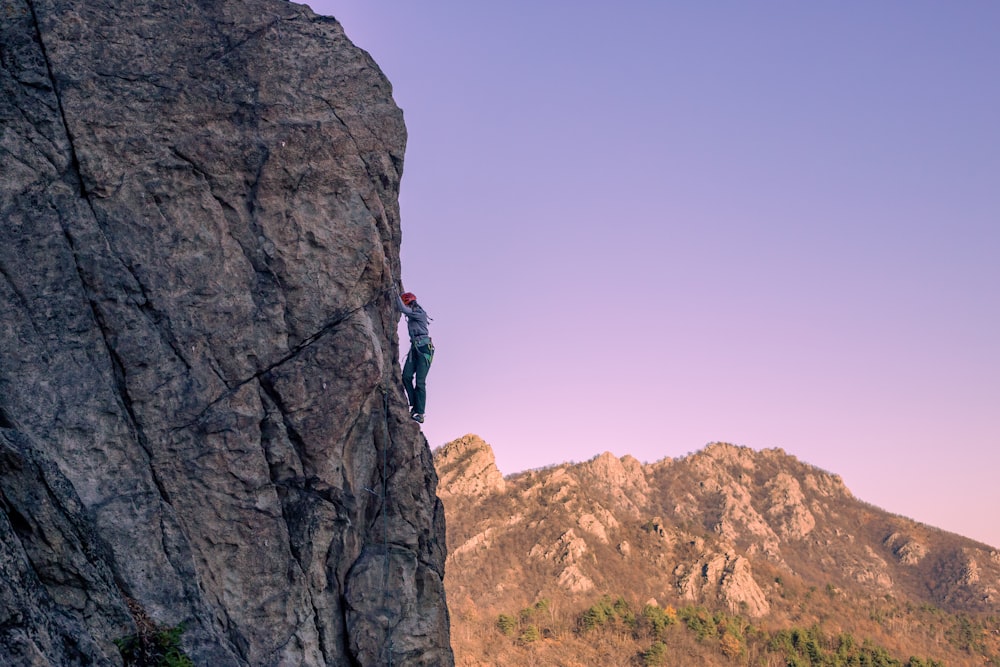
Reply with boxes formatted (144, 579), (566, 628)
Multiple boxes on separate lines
(435, 435), (1000, 666)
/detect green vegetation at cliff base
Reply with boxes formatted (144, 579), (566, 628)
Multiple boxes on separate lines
(487, 594), (998, 667)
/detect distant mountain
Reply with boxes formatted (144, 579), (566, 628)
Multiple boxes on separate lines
(434, 435), (1000, 666)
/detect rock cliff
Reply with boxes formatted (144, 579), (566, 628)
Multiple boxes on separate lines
(0, 0), (452, 664)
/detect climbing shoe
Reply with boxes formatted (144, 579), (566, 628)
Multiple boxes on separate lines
(411, 413), (424, 423)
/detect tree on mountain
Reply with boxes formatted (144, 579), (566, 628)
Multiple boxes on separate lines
(641, 641), (668, 666)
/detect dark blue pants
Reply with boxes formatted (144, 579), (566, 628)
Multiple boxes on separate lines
(402, 342), (433, 414)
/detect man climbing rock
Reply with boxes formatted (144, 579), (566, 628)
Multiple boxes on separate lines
(395, 289), (434, 423)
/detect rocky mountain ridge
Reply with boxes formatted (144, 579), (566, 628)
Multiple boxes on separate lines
(436, 435), (1000, 665)
(1, 1), (451, 665)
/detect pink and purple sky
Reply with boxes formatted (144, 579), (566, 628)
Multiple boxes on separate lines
(307, 1), (1000, 549)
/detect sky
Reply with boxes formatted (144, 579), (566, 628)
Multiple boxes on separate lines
(304, 1), (1000, 549)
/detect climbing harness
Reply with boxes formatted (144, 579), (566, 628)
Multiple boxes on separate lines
(409, 338), (434, 366)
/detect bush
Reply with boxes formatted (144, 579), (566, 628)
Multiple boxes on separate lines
(642, 640), (668, 666)
(641, 604), (674, 638)
(533, 598), (550, 616)
(518, 624), (540, 644)
(719, 632), (743, 659)
(519, 598), (550, 623)
(115, 623), (193, 667)
(679, 607), (717, 641)
(579, 596), (615, 632)
(496, 614), (517, 637)
(613, 597), (637, 628)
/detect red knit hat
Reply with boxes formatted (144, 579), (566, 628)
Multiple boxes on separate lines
(400, 292), (417, 305)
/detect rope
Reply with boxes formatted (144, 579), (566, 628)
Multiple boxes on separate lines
(351, 279), (400, 665)
(380, 277), (397, 666)
(380, 385), (394, 667)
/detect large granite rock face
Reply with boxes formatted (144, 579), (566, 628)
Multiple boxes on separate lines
(0, 0), (452, 664)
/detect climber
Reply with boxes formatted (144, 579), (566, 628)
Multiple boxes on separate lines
(395, 288), (433, 423)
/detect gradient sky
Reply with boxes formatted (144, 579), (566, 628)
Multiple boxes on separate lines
(305, 1), (1000, 549)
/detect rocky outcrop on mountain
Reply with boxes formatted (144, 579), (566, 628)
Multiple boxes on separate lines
(885, 531), (928, 565)
(580, 451), (649, 517)
(676, 551), (770, 617)
(0, 1), (451, 665)
(435, 436), (1000, 643)
(435, 434), (506, 499)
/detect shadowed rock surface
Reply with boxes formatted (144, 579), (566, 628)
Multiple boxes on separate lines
(0, 0), (452, 664)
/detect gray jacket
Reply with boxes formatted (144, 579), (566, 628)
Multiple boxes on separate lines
(396, 295), (430, 344)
